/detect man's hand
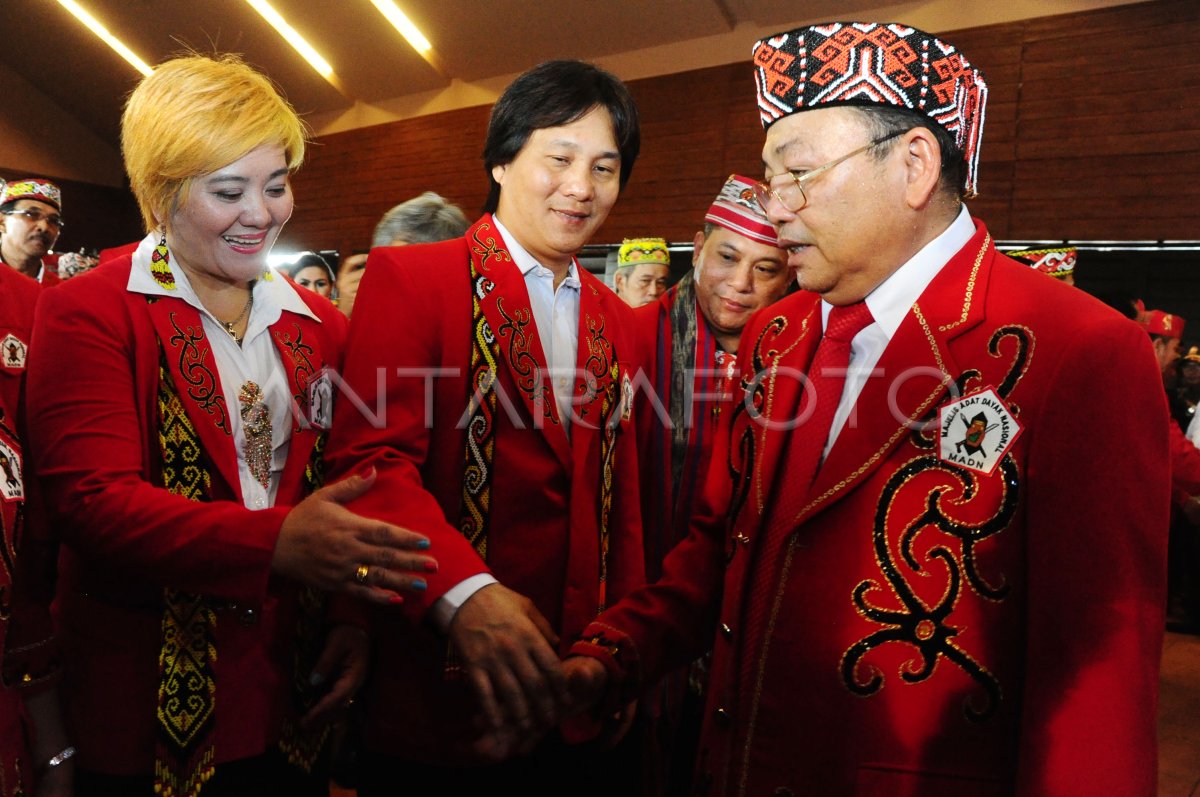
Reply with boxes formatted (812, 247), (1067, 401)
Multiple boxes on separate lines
(301, 624), (370, 728)
(273, 469), (437, 604)
(449, 583), (567, 748)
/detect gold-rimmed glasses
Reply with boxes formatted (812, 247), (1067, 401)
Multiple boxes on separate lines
(753, 129), (905, 214)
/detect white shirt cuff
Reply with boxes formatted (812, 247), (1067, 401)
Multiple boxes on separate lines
(429, 573), (499, 632)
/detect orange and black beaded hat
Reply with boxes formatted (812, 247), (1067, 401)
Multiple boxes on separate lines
(751, 22), (988, 196)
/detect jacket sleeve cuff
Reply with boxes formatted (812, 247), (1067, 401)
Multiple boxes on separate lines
(570, 620), (642, 704)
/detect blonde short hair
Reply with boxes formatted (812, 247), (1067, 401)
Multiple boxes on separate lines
(121, 53), (307, 231)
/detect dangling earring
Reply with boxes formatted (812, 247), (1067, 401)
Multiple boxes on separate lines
(150, 227), (176, 291)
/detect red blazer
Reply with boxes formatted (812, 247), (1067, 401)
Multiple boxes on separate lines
(25, 252), (348, 774)
(575, 220), (1168, 796)
(0, 267), (58, 796)
(325, 215), (645, 763)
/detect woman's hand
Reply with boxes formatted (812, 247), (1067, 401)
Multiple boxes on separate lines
(273, 469), (436, 604)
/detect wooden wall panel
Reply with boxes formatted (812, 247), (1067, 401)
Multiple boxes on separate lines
(275, 0), (1200, 255)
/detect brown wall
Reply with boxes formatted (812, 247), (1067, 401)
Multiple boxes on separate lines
(278, 0), (1200, 255)
(0, 169), (142, 255)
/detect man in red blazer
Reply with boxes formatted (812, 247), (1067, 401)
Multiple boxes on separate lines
(324, 60), (646, 794)
(567, 22), (1168, 796)
(633, 174), (791, 795)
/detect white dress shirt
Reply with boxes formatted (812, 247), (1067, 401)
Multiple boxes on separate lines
(821, 206), (976, 458)
(126, 232), (319, 509)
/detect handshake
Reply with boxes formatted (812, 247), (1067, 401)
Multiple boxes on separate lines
(448, 583), (630, 761)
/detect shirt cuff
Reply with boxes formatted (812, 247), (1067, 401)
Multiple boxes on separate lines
(429, 573), (499, 632)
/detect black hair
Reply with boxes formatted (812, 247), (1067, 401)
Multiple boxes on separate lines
(286, 251), (335, 282)
(482, 60), (640, 213)
(850, 105), (967, 201)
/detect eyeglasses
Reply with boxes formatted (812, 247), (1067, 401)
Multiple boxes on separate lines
(3, 208), (65, 229)
(753, 129), (905, 213)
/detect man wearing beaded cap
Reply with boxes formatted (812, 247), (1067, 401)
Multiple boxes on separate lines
(0, 179), (64, 286)
(566, 21), (1167, 795)
(1007, 245), (1077, 286)
(613, 236), (671, 308)
(632, 174), (791, 795)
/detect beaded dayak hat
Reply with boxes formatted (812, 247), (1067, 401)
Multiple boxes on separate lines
(617, 237), (671, 268)
(752, 22), (988, 196)
(1007, 247), (1077, 280)
(1, 178), (62, 210)
(704, 174), (780, 247)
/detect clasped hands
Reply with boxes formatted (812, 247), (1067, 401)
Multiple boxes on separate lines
(449, 583), (629, 761)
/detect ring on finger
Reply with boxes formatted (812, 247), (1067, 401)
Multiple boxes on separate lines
(354, 564), (370, 585)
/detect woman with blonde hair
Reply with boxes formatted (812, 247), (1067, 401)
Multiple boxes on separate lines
(26, 54), (436, 797)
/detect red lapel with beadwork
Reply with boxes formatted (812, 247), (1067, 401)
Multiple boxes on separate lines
(795, 221), (995, 528)
(145, 295), (241, 497)
(468, 216), (573, 471)
(268, 307), (325, 501)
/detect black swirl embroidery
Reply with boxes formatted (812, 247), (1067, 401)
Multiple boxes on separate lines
(274, 323), (317, 403)
(167, 312), (230, 434)
(841, 325), (1034, 723)
(725, 315), (788, 560)
(581, 313), (614, 422)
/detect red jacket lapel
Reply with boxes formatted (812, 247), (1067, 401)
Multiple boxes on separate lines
(145, 295), (242, 498)
(797, 222), (996, 526)
(268, 313), (325, 502)
(469, 217), (573, 471)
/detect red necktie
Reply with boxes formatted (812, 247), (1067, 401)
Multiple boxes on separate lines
(789, 301), (875, 490)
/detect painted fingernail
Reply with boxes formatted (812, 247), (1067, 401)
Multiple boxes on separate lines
(309, 671), (325, 687)
(411, 579), (427, 591)
(389, 594), (405, 605)
(416, 538), (431, 550)
(424, 560), (438, 573)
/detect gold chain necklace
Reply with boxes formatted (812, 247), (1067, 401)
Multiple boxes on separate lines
(220, 291), (254, 343)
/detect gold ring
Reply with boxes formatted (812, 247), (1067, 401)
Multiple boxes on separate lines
(354, 564), (370, 585)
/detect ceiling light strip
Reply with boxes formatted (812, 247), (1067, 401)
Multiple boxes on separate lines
(370, 0), (432, 53)
(55, 0), (153, 76)
(245, 0), (334, 78)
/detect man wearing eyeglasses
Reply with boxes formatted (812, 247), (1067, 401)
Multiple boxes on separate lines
(565, 22), (1168, 796)
(0, 179), (64, 286)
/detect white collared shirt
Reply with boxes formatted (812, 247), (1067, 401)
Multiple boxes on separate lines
(126, 232), (320, 509)
(492, 216), (582, 433)
(820, 206), (976, 457)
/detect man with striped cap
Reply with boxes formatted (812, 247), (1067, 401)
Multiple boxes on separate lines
(566, 21), (1167, 795)
(631, 174), (790, 795)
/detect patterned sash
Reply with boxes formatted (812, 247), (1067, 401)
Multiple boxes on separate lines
(459, 256), (499, 559)
(154, 350), (218, 797)
(153, 349), (329, 795)
(456, 240), (619, 612)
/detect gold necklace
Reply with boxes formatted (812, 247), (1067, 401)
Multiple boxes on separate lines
(220, 291), (254, 343)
